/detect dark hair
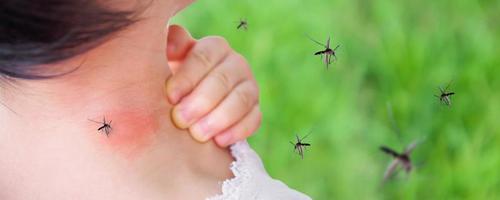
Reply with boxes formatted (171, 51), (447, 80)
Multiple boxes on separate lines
(0, 0), (145, 79)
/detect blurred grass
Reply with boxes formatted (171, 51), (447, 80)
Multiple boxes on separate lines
(172, 0), (500, 199)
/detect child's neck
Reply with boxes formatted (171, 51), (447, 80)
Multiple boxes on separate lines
(0, 15), (171, 155)
(0, 11), (233, 199)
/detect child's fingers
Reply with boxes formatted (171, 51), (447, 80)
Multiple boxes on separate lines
(166, 36), (231, 104)
(189, 80), (259, 142)
(167, 25), (196, 65)
(171, 53), (249, 129)
(214, 105), (262, 147)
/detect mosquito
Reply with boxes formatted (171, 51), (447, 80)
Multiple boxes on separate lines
(434, 82), (455, 106)
(236, 18), (248, 31)
(380, 103), (424, 181)
(306, 35), (340, 70)
(290, 132), (311, 159)
(380, 140), (419, 181)
(89, 116), (112, 137)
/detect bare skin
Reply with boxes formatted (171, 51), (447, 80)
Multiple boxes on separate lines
(0, 0), (237, 199)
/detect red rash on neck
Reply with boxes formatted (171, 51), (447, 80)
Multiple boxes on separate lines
(90, 109), (161, 160)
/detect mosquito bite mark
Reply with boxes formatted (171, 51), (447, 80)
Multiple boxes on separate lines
(90, 111), (160, 159)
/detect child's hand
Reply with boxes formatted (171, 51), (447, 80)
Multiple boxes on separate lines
(166, 25), (261, 147)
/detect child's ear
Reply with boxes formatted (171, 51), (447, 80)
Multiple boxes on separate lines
(166, 25), (196, 65)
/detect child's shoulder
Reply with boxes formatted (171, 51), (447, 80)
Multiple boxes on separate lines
(207, 141), (312, 200)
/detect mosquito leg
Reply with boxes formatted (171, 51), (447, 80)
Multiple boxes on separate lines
(334, 45), (341, 51)
(326, 55), (331, 69)
(299, 147), (304, 159)
(444, 81), (452, 92)
(0, 101), (18, 115)
(439, 87), (445, 94)
(106, 126), (112, 136)
(305, 34), (328, 48)
(445, 97), (451, 106)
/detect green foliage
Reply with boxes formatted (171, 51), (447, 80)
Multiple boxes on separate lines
(173, 0), (500, 199)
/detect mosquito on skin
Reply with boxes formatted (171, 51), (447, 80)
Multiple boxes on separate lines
(290, 132), (311, 159)
(306, 34), (340, 70)
(89, 116), (112, 137)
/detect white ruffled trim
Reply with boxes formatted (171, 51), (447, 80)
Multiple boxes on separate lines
(206, 141), (311, 200)
(206, 141), (251, 200)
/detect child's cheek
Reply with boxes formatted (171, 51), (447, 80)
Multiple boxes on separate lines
(91, 110), (160, 160)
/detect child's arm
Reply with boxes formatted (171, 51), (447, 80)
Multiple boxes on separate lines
(166, 25), (261, 147)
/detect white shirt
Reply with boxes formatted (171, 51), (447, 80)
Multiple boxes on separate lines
(207, 141), (312, 200)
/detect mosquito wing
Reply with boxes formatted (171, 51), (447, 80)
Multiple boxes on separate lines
(328, 56), (332, 69)
(444, 97), (451, 106)
(88, 119), (102, 124)
(104, 127), (112, 136)
(298, 146), (304, 159)
(384, 159), (400, 181)
(404, 138), (424, 155)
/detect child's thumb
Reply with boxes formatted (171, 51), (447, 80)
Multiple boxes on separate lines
(167, 25), (196, 62)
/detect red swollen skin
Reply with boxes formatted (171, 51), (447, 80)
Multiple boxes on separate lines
(89, 110), (160, 160)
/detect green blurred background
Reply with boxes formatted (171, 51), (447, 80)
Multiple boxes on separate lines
(172, 0), (499, 199)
